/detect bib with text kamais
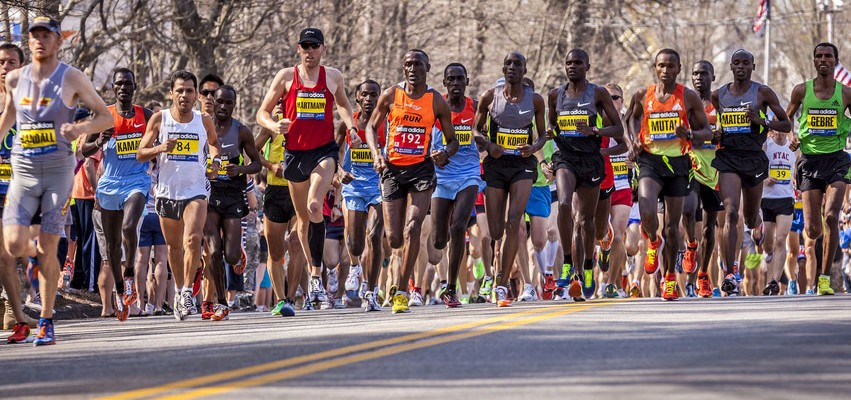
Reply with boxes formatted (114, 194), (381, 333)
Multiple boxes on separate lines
(806, 108), (838, 136)
(116, 132), (143, 160)
(647, 112), (679, 141)
(443, 124), (472, 145)
(167, 132), (199, 162)
(720, 106), (751, 135)
(769, 164), (791, 184)
(19, 121), (57, 156)
(496, 126), (530, 156)
(393, 125), (427, 155)
(295, 91), (326, 120)
(557, 110), (590, 137)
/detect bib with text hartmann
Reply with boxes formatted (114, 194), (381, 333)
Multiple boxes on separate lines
(806, 108), (838, 136)
(19, 121), (57, 156)
(167, 132), (199, 162)
(647, 112), (679, 141)
(295, 91), (326, 120)
(557, 110), (590, 137)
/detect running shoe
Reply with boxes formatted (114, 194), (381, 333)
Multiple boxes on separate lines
(683, 241), (698, 274)
(233, 249), (248, 275)
(556, 263), (573, 287)
(629, 283), (641, 298)
(309, 277), (327, 303)
(437, 282), (448, 300)
(409, 288), (424, 306)
(697, 272), (712, 298)
(281, 299), (296, 316)
(174, 291), (193, 321)
(763, 280), (780, 296)
(320, 296), (334, 310)
(806, 287), (816, 295)
(345, 265), (362, 292)
(327, 269), (338, 295)
(567, 274), (583, 300)
(518, 283), (536, 301)
(721, 274), (739, 296)
(114, 293), (128, 322)
(598, 223), (614, 272)
(685, 283), (697, 298)
(144, 303), (155, 316)
(712, 288), (721, 297)
(787, 280), (799, 295)
(645, 237), (664, 274)
(363, 291), (381, 312)
(7, 322), (30, 344)
(442, 289), (462, 308)
(582, 268), (596, 299)
(33, 318), (54, 346)
(211, 304), (229, 321)
(389, 286), (409, 314)
(817, 275), (834, 296)
(191, 265), (204, 297)
(201, 301), (214, 320)
(603, 283), (618, 298)
(674, 250), (685, 274)
(494, 285), (512, 307)
(662, 274), (678, 301)
(542, 274), (556, 300)
(270, 300), (286, 316)
(480, 276), (494, 298)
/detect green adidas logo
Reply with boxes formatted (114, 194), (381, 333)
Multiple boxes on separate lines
(833, 99), (840, 106)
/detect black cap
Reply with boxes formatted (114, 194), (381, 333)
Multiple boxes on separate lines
(298, 28), (324, 45)
(29, 16), (61, 34)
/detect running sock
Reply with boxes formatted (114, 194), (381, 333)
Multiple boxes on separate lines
(583, 259), (593, 271)
(307, 221), (326, 268)
(533, 248), (548, 275)
(564, 253), (573, 267)
(545, 239), (558, 272)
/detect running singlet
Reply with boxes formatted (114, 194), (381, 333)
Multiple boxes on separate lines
(102, 105), (148, 179)
(155, 109), (210, 200)
(600, 136), (614, 191)
(434, 96), (480, 180)
(343, 111), (385, 195)
(264, 134), (288, 187)
(12, 62), (75, 164)
(0, 123), (13, 195)
(717, 82), (766, 152)
(798, 80), (850, 155)
(283, 65), (335, 151)
(386, 84), (436, 167)
(691, 103), (719, 189)
(638, 84), (690, 157)
(489, 83), (534, 157)
(208, 119), (247, 191)
(553, 82), (602, 154)
(763, 139), (795, 199)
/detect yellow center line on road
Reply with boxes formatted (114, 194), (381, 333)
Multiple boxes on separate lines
(103, 302), (612, 400)
(155, 302), (612, 400)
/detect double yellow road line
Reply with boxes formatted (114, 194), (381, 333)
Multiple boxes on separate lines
(104, 301), (614, 399)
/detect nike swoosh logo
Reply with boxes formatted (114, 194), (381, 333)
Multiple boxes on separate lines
(578, 102), (591, 107)
(591, 176), (601, 182)
(133, 123), (144, 128)
(461, 118), (472, 123)
(518, 109), (532, 114)
(524, 170), (534, 173)
(222, 143), (234, 148)
(755, 172), (764, 178)
(740, 101), (752, 106)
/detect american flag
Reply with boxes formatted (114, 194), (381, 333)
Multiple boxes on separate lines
(836, 64), (851, 87)
(752, 0), (770, 34)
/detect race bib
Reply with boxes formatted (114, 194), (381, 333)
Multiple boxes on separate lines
(0, 162), (11, 185)
(350, 146), (373, 166)
(496, 126), (530, 156)
(19, 121), (57, 156)
(393, 125), (427, 155)
(295, 91), (326, 120)
(115, 132), (143, 160)
(445, 124), (472, 146)
(610, 154), (628, 181)
(557, 110), (590, 137)
(769, 164), (791, 184)
(167, 132), (199, 162)
(720, 106), (751, 135)
(647, 112), (679, 141)
(207, 157), (231, 180)
(807, 108), (838, 136)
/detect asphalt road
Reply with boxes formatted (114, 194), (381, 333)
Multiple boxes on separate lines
(2, 295), (850, 399)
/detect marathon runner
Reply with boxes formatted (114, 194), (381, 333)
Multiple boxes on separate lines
(625, 48), (712, 301)
(337, 79), (385, 311)
(548, 49), (623, 300)
(431, 63), (484, 308)
(137, 70), (221, 321)
(202, 85), (261, 321)
(711, 49), (791, 296)
(0, 42), (30, 343)
(256, 28), (358, 306)
(0, 17), (114, 344)
(80, 68), (152, 321)
(683, 60), (724, 298)
(366, 49), (458, 313)
(785, 42), (851, 295)
(761, 128), (796, 295)
(474, 52), (549, 307)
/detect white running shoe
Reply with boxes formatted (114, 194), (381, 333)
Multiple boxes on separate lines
(327, 269), (338, 295)
(363, 291), (381, 312)
(309, 277), (327, 303)
(409, 289), (424, 306)
(144, 303), (155, 316)
(345, 265), (362, 292)
(518, 283), (536, 301)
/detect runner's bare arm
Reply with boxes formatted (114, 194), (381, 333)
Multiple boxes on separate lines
(753, 86), (791, 133)
(595, 86), (624, 138)
(624, 89), (645, 152)
(546, 88), (558, 138)
(474, 89), (501, 157)
(64, 68), (113, 140)
(785, 84), (806, 151)
(137, 111), (168, 162)
(432, 94), (457, 167)
(330, 68), (357, 132)
(202, 114), (220, 159)
(524, 93), (548, 156)
(0, 69), (19, 137)
(681, 88), (711, 142)
(234, 124), (261, 176)
(257, 68), (293, 134)
(367, 86), (394, 172)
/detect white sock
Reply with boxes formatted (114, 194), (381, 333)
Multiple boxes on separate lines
(533, 248), (548, 275)
(545, 239), (559, 269)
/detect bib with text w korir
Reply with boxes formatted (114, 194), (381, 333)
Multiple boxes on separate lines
(495, 125), (532, 156)
(19, 121), (58, 156)
(166, 132), (199, 162)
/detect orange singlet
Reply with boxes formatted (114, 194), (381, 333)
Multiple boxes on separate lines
(638, 84), (690, 157)
(386, 85), (436, 167)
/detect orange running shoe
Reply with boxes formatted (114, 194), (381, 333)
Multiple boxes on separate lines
(567, 276), (583, 299)
(542, 274), (556, 300)
(644, 237), (664, 274)
(201, 301), (215, 320)
(495, 286), (512, 307)
(697, 272), (713, 298)
(683, 241), (698, 274)
(662, 274), (678, 301)
(123, 277), (137, 306)
(233, 249), (248, 275)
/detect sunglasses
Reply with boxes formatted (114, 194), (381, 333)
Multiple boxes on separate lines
(300, 42), (320, 50)
(611, 95), (622, 101)
(200, 89), (216, 97)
